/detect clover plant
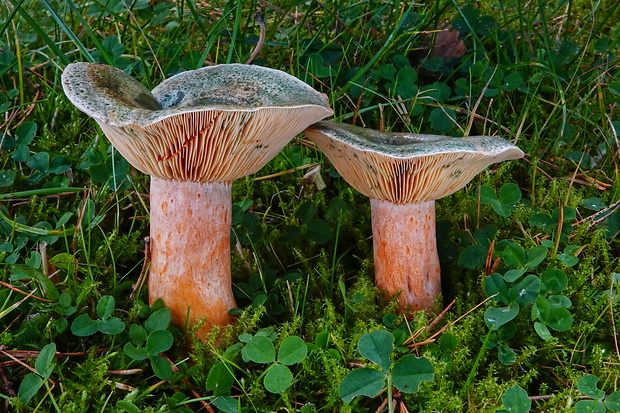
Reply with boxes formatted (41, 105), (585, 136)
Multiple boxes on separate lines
(18, 342), (56, 404)
(71, 295), (125, 336)
(206, 327), (309, 412)
(575, 375), (620, 413)
(123, 300), (175, 380)
(495, 385), (531, 413)
(457, 183), (577, 365)
(339, 330), (434, 412)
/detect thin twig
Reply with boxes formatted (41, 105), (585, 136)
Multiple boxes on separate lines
(130, 237), (151, 301)
(252, 163), (320, 181)
(2, 190), (84, 204)
(611, 279), (620, 364)
(245, 12), (266, 64)
(425, 300), (456, 333)
(465, 66), (497, 136)
(484, 240), (496, 276)
(520, 155), (554, 180)
(0, 349), (37, 372)
(573, 198), (620, 227)
(560, 174), (611, 191)
(106, 380), (136, 391)
(107, 369), (143, 375)
(0, 281), (53, 302)
(422, 294), (499, 346)
(373, 396), (388, 413)
(351, 79), (368, 126)
(0, 289), (37, 328)
(0, 348), (109, 368)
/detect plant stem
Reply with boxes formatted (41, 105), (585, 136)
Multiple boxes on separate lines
(464, 329), (494, 396)
(387, 374), (394, 413)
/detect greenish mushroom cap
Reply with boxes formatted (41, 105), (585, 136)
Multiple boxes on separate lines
(305, 121), (524, 204)
(62, 63), (333, 182)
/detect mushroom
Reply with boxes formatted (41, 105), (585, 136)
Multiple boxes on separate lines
(62, 63), (332, 339)
(304, 121), (523, 311)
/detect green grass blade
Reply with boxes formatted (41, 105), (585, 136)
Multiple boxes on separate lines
(0, 187), (84, 200)
(39, 0), (106, 64)
(0, 0), (25, 37)
(9, 0), (70, 66)
(334, 2), (416, 99)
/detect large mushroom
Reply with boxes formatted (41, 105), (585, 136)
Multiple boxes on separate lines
(62, 63), (332, 339)
(304, 121), (523, 311)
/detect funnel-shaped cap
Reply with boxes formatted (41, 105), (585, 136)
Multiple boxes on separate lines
(62, 63), (333, 182)
(305, 121), (524, 204)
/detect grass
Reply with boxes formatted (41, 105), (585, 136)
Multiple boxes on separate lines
(1, 0), (620, 412)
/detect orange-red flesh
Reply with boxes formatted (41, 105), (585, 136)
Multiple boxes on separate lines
(148, 177), (237, 340)
(370, 198), (441, 311)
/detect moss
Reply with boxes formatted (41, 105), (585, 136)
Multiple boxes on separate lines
(53, 352), (115, 411)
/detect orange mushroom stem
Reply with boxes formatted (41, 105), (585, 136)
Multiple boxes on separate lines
(371, 199), (440, 310)
(149, 178), (236, 335)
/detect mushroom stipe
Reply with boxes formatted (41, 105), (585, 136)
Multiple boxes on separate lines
(149, 178), (236, 331)
(371, 199), (441, 311)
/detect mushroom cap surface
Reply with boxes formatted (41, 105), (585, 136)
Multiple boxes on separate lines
(305, 121), (524, 204)
(62, 63), (333, 182)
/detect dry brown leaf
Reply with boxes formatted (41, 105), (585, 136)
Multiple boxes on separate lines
(430, 24), (466, 63)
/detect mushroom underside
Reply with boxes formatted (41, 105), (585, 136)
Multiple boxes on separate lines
(98, 106), (327, 182)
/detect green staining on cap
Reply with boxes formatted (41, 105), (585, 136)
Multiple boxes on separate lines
(152, 64), (330, 109)
(62, 63), (331, 128)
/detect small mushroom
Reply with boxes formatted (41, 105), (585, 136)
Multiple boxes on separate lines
(62, 63), (332, 339)
(304, 121), (523, 311)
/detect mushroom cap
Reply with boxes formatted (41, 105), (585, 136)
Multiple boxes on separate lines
(62, 63), (333, 182)
(305, 121), (524, 204)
